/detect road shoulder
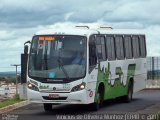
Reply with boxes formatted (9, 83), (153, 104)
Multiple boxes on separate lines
(0, 100), (29, 114)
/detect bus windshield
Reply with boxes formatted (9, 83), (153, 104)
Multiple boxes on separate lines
(28, 35), (87, 82)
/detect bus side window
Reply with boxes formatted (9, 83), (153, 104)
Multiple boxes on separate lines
(124, 35), (133, 59)
(95, 36), (106, 61)
(105, 35), (116, 61)
(89, 35), (97, 71)
(132, 35), (140, 58)
(139, 35), (146, 58)
(115, 35), (125, 60)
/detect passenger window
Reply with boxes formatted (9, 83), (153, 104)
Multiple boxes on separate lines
(139, 35), (146, 57)
(115, 35), (125, 60)
(132, 35), (140, 58)
(124, 36), (133, 59)
(96, 36), (106, 61)
(105, 36), (116, 61)
(89, 35), (97, 67)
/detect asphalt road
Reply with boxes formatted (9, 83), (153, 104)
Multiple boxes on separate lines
(1, 89), (160, 120)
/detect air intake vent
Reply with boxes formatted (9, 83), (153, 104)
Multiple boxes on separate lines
(42, 96), (67, 100)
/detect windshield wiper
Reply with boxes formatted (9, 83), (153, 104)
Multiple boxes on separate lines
(57, 57), (70, 80)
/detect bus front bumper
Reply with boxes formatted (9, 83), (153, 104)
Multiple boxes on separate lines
(27, 89), (88, 104)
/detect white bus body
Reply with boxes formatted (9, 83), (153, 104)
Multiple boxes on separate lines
(27, 26), (147, 111)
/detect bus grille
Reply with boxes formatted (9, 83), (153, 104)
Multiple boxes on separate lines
(42, 96), (67, 100)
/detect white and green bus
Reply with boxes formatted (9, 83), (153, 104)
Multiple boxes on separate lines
(26, 26), (147, 111)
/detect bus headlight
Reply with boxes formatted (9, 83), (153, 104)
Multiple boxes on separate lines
(27, 81), (39, 91)
(71, 82), (86, 92)
(28, 83), (33, 88)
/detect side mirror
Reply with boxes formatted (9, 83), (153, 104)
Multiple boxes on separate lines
(24, 45), (28, 54)
(21, 53), (28, 83)
(21, 41), (30, 84)
(24, 40), (30, 54)
(24, 40), (31, 45)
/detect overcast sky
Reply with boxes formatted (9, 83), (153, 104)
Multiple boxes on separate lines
(0, 0), (160, 72)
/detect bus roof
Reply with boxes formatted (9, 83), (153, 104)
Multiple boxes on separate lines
(35, 26), (145, 36)
(97, 28), (145, 35)
(35, 27), (99, 36)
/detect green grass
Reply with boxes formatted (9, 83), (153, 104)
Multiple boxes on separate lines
(0, 96), (23, 108)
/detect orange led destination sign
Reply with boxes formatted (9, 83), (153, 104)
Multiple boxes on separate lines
(38, 36), (56, 41)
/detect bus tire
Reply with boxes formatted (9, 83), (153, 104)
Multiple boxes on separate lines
(43, 103), (52, 111)
(124, 81), (133, 102)
(90, 87), (104, 111)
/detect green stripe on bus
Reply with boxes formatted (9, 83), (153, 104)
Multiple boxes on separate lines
(94, 63), (136, 102)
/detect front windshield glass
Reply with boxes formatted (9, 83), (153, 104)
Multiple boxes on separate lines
(28, 35), (87, 81)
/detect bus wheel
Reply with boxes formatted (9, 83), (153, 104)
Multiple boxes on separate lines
(91, 91), (103, 111)
(43, 103), (52, 111)
(124, 81), (133, 102)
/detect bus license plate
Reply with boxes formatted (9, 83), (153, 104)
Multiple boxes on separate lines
(49, 94), (59, 98)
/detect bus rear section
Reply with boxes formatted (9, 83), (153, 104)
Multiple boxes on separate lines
(85, 33), (147, 110)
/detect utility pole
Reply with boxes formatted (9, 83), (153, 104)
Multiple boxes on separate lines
(11, 64), (21, 95)
(152, 57), (155, 80)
